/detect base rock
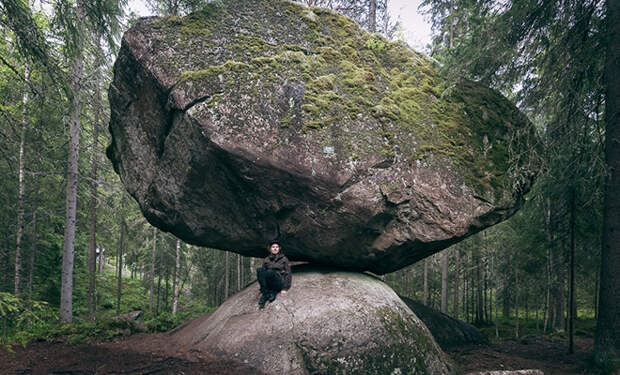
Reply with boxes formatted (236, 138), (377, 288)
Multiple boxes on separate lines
(165, 265), (456, 375)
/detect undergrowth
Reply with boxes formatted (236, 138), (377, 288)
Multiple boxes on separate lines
(0, 271), (215, 351)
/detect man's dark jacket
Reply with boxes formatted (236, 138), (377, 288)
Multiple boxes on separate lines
(262, 252), (292, 290)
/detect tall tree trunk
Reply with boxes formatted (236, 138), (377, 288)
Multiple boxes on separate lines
(15, 64), (30, 297)
(423, 258), (429, 305)
(515, 260), (519, 339)
(475, 247), (483, 324)
(164, 262), (170, 311)
(464, 260), (469, 321)
(28, 157), (40, 301)
(150, 228), (157, 313)
(60, 3), (85, 323)
(489, 284), (493, 321)
(553, 246), (566, 331)
(525, 291), (529, 321)
(569, 188), (576, 354)
(453, 247), (460, 318)
(484, 259), (490, 322)
(156, 257), (162, 315)
(448, 0), (454, 49)
(172, 239), (180, 315)
(594, 268), (599, 320)
(544, 241), (551, 333)
(237, 253), (241, 292)
(595, 0), (620, 360)
(441, 251), (448, 314)
(368, 0), (376, 33)
(116, 218), (125, 316)
(494, 254), (500, 338)
(88, 58), (101, 321)
(224, 251), (230, 299)
(2, 238), (8, 291)
(99, 248), (105, 275)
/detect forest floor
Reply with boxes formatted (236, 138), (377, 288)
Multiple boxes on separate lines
(449, 336), (595, 374)
(1, 333), (596, 375)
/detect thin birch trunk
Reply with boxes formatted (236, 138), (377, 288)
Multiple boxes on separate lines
(224, 251), (230, 299)
(568, 188), (576, 354)
(464, 260), (469, 322)
(116, 218), (125, 316)
(423, 258), (429, 305)
(494, 252), (499, 338)
(449, 0), (454, 49)
(544, 245), (551, 333)
(98, 248), (105, 275)
(477, 250), (484, 323)
(441, 251), (448, 314)
(156, 257), (162, 315)
(28, 159), (40, 301)
(88, 55), (101, 321)
(484, 258), (489, 321)
(60, 3), (85, 323)
(15, 64), (30, 297)
(495, 282), (500, 339)
(237, 253), (241, 292)
(453, 247), (460, 318)
(515, 260), (519, 339)
(172, 239), (180, 315)
(164, 262), (170, 311)
(150, 227), (157, 313)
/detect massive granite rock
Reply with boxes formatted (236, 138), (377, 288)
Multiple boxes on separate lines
(165, 265), (456, 375)
(107, 0), (538, 273)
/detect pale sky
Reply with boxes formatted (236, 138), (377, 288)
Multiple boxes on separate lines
(388, 0), (432, 52)
(127, 0), (432, 53)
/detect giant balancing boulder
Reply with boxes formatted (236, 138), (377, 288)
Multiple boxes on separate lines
(107, 0), (538, 274)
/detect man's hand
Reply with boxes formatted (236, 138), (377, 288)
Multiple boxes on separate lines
(281, 290), (287, 295)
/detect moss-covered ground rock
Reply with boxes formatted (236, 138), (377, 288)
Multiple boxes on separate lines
(165, 265), (456, 375)
(107, 0), (538, 274)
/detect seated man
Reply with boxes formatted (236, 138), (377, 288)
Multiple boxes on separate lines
(257, 240), (291, 308)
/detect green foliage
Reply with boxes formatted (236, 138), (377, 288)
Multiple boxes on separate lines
(0, 292), (57, 349)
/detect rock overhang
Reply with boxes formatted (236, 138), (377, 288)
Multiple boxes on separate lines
(107, 0), (540, 274)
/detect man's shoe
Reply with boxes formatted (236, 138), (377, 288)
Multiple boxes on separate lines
(258, 294), (268, 308)
(268, 293), (276, 302)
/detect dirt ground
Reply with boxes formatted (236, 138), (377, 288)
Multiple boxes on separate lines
(1, 333), (596, 375)
(449, 336), (595, 375)
(1, 333), (266, 375)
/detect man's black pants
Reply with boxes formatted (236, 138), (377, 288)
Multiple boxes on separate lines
(257, 267), (283, 295)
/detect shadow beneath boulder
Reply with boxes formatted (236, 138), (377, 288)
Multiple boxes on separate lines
(400, 296), (488, 350)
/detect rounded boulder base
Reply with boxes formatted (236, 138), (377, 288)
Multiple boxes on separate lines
(168, 265), (456, 375)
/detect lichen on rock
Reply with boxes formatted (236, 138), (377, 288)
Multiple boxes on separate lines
(107, 0), (539, 274)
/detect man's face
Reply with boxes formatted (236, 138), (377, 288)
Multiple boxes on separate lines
(270, 243), (280, 255)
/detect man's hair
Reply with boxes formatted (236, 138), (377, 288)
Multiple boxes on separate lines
(268, 240), (280, 247)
